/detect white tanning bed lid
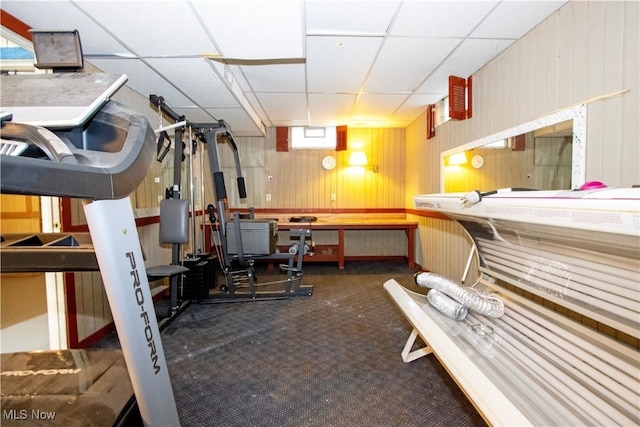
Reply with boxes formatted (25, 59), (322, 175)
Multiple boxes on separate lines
(414, 187), (640, 237)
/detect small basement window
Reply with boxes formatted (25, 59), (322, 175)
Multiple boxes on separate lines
(290, 126), (336, 149)
(436, 96), (450, 127)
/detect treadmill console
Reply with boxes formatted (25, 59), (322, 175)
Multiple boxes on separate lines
(0, 73), (155, 200)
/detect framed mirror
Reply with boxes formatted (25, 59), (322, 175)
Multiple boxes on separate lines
(441, 104), (586, 192)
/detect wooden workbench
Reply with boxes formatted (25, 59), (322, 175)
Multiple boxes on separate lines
(275, 218), (418, 269)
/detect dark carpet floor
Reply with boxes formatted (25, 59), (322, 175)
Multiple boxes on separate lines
(97, 261), (486, 427)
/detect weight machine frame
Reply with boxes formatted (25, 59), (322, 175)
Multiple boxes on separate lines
(201, 122), (313, 301)
(149, 95), (190, 317)
(149, 96), (312, 301)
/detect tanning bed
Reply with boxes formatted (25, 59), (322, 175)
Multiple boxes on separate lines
(387, 187), (640, 425)
(413, 187), (640, 338)
(0, 73), (180, 427)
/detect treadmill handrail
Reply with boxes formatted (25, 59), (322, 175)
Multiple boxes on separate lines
(0, 100), (156, 200)
(1, 122), (74, 162)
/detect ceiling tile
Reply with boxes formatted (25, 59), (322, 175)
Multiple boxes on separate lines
(472, 1), (567, 39)
(2, 0), (568, 133)
(88, 58), (194, 107)
(390, 1), (498, 37)
(243, 92), (269, 123)
(307, 35), (383, 93)
(308, 93), (356, 124)
(2, 0), (132, 55)
(145, 58), (239, 108)
(364, 36), (461, 93)
(223, 64), (251, 93)
(305, 1), (401, 35)
(392, 93), (441, 122)
(351, 93), (408, 121)
(239, 64), (306, 92)
(77, 1), (216, 56)
(192, 1), (304, 59)
(255, 92), (308, 122)
(204, 108), (264, 136)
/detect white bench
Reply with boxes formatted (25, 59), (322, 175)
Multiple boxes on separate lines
(386, 189), (640, 426)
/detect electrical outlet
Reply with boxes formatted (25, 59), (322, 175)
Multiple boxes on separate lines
(330, 193), (336, 201)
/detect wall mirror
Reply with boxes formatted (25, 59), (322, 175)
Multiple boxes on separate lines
(441, 104), (586, 193)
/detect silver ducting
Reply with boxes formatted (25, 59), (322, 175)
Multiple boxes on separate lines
(426, 289), (468, 320)
(415, 272), (504, 318)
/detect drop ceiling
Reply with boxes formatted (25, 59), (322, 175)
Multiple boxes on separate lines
(1, 0), (567, 136)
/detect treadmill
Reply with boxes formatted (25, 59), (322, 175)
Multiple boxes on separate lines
(0, 73), (180, 427)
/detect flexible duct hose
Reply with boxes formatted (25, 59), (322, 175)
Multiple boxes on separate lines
(427, 289), (468, 321)
(415, 272), (504, 318)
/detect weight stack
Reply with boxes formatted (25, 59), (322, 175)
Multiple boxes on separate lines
(181, 256), (216, 300)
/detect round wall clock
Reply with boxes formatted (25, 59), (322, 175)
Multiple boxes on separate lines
(471, 155), (484, 169)
(322, 155), (336, 170)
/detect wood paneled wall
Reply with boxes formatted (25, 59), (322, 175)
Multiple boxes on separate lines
(209, 127), (409, 258)
(209, 127), (406, 210)
(0, 194), (49, 352)
(0, 194), (41, 232)
(72, 271), (112, 344)
(407, 0), (639, 276)
(409, 213), (479, 283)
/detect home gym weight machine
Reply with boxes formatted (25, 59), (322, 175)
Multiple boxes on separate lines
(201, 122), (313, 301)
(148, 96), (312, 301)
(0, 73), (180, 427)
(148, 95), (213, 321)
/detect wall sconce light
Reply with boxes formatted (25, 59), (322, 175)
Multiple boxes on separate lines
(448, 152), (468, 166)
(348, 151), (378, 173)
(349, 151), (368, 166)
